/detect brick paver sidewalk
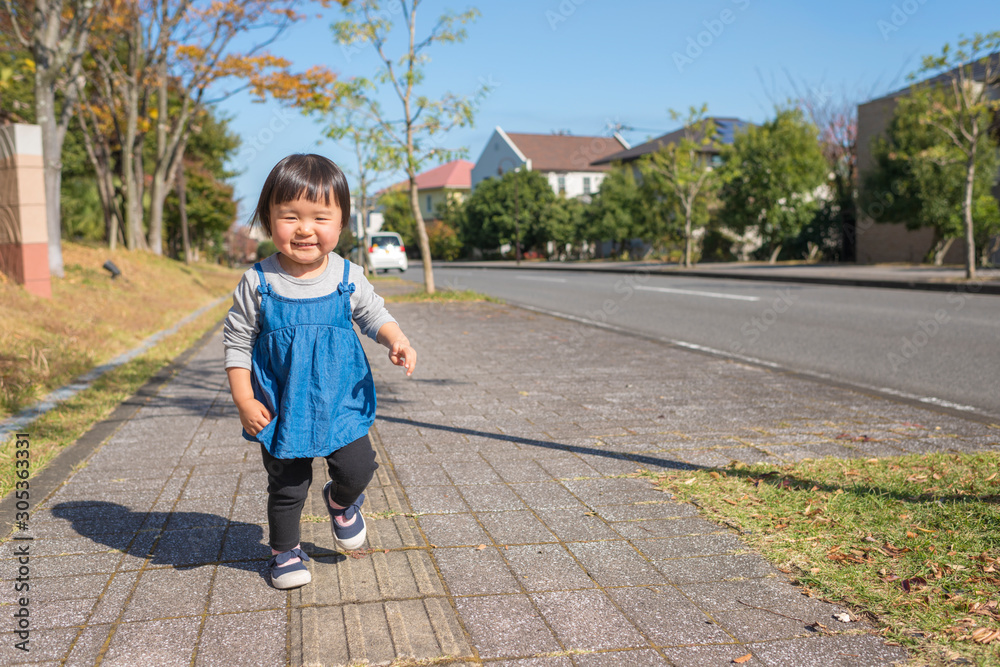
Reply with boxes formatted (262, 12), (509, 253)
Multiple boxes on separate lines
(4, 299), (997, 665)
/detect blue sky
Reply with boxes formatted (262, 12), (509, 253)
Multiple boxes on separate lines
(217, 0), (995, 219)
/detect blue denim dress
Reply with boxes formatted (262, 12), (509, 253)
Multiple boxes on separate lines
(243, 258), (376, 459)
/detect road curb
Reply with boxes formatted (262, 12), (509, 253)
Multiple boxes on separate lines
(436, 262), (1000, 296)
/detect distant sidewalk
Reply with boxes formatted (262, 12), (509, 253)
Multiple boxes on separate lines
(437, 260), (1000, 294)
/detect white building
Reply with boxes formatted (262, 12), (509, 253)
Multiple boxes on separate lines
(349, 193), (385, 239)
(471, 127), (629, 198)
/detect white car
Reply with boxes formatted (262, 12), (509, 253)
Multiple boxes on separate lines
(366, 232), (408, 273)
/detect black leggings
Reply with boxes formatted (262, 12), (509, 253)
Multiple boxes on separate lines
(259, 434), (378, 551)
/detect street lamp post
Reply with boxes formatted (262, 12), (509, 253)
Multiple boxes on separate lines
(497, 158), (522, 265)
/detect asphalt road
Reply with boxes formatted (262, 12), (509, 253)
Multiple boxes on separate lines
(398, 263), (1000, 420)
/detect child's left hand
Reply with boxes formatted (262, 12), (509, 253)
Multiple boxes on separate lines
(389, 339), (417, 376)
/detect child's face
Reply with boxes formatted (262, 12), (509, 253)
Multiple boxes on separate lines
(270, 195), (342, 274)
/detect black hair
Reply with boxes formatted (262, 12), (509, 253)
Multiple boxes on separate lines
(252, 154), (351, 236)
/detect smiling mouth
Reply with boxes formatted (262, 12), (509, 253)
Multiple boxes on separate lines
(292, 242), (317, 248)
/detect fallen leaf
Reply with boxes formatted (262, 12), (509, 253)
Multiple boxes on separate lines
(901, 576), (927, 592)
(906, 531), (917, 539)
(733, 654), (752, 664)
(475, 544), (487, 550)
(709, 471), (722, 480)
(683, 478), (697, 485)
(834, 612), (852, 623)
(971, 627), (1000, 643)
(985, 471), (998, 481)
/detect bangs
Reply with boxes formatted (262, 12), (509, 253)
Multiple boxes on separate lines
(269, 162), (336, 209)
(252, 154), (352, 234)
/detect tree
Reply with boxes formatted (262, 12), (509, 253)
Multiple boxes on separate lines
(545, 196), (586, 259)
(333, 0), (485, 293)
(75, 0), (160, 251)
(759, 73), (865, 261)
(796, 88), (859, 261)
(862, 88), (1000, 265)
(0, 46), (109, 244)
(640, 105), (721, 267)
(909, 32), (1000, 279)
(378, 188), (417, 248)
(461, 169), (559, 255)
(719, 108), (830, 263)
(583, 165), (645, 258)
(162, 107), (241, 262)
(75, 0), (338, 254)
(323, 100), (394, 275)
(2, 0), (106, 276)
(431, 197), (465, 260)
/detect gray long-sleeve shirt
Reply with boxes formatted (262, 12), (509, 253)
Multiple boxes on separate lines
(223, 253), (396, 371)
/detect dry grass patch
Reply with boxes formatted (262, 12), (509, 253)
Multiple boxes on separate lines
(0, 242), (241, 417)
(0, 300), (230, 498)
(0, 244), (241, 497)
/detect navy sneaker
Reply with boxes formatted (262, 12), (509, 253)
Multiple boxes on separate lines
(324, 482), (367, 551)
(268, 547), (311, 589)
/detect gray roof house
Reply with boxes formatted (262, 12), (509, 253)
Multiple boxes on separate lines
(591, 117), (752, 167)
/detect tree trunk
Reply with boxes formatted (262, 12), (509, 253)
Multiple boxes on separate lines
(122, 84), (143, 249)
(932, 237), (955, 266)
(178, 165), (191, 263)
(148, 61), (170, 255)
(981, 235), (1000, 268)
(409, 178), (434, 293)
(683, 203), (693, 268)
(359, 200), (371, 276)
(963, 152), (976, 280)
(768, 245), (782, 264)
(75, 96), (124, 250)
(34, 79), (65, 277)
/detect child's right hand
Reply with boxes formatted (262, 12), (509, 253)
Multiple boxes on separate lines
(237, 398), (273, 436)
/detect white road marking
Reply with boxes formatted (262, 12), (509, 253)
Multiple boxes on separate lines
(515, 275), (568, 283)
(634, 285), (760, 302)
(511, 302), (991, 420)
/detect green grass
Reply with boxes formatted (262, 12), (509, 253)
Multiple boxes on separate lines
(641, 452), (1000, 665)
(383, 287), (502, 304)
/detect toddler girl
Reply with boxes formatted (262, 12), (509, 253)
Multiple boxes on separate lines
(223, 154), (416, 589)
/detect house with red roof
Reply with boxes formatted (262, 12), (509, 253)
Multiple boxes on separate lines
(382, 160), (474, 221)
(471, 127), (629, 199)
